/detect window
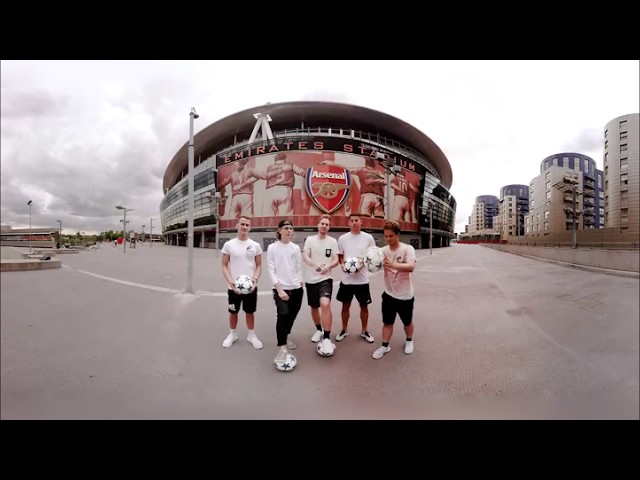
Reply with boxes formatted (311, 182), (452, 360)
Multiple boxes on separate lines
(620, 132), (628, 141)
(597, 175), (602, 188)
(599, 208), (604, 216)
(605, 129), (608, 138)
(620, 158), (628, 172)
(544, 211), (550, 219)
(546, 181), (551, 189)
(546, 191), (551, 199)
(584, 159), (589, 174)
(620, 119), (627, 129)
(546, 172), (551, 180)
(620, 144), (628, 153)
(544, 221), (549, 231)
(621, 191), (628, 200)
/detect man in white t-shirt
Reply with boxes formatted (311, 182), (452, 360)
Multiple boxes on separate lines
(372, 220), (417, 359)
(267, 219), (304, 365)
(221, 216), (263, 350)
(303, 214), (339, 356)
(336, 213), (376, 344)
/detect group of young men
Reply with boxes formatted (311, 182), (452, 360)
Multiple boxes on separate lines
(220, 212), (417, 365)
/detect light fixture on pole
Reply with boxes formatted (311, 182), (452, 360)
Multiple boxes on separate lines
(27, 200), (32, 252)
(149, 218), (153, 248)
(185, 107), (199, 294)
(141, 224), (146, 243)
(115, 205), (133, 253)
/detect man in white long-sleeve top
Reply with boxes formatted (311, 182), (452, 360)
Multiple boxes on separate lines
(267, 219), (304, 365)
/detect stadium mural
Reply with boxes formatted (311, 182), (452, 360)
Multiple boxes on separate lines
(215, 137), (424, 232)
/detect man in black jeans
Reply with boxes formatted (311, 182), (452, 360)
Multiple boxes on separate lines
(266, 219), (304, 365)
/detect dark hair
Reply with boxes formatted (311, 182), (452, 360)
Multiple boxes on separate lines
(276, 219), (293, 240)
(383, 221), (400, 235)
(348, 213), (362, 219)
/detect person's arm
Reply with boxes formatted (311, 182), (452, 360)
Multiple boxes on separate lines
(303, 239), (323, 272)
(384, 245), (416, 272)
(222, 253), (240, 293)
(252, 253), (262, 291)
(267, 244), (289, 300)
(320, 239), (339, 275)
(296, 245), (304, 288)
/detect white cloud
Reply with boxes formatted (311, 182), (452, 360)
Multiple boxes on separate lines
(1, 60), (638, 234)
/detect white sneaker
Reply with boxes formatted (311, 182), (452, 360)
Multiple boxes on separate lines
(372, 345), (391, 359)
(286, 339), (297, 350)
(222, 332), (238, 348)
(404, 340), (414, 355)
(360, 331), (375, 343)
(274, 346), (288, 364)
(311, 329), (323, 343)
(320, 338), (335, 356)
(247, 334), (263, 350)
(336, 330), (349, 342)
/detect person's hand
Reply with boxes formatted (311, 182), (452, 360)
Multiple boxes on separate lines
(250, 278), (258, 293)
(277, 289), (289, 301)
(383, 257), (395, 270)
(320, 264), (331, 275)
(315, 263), (325, 272)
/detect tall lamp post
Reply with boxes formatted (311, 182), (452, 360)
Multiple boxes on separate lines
(56, 219), (62, 246)
(27, 200), (32, 252)
(185, 107), (199, 294)
(552, 175), (582, 249)
(428, 201), (434, 256)
(516, 204), (520, 245)
(115, 205), (133, 253)
(149, 218), (153, 248)
(141, 224), (146, 243)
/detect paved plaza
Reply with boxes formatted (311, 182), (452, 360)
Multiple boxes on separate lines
(1, 243), (638, 419)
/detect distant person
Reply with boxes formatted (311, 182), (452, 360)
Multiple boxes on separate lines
(336, 213), (376, 344)
(220, 216), (263, 350)
(302, 214), (339, 355)
(372, 221), (416, 359)
(267, 219), (304, 365)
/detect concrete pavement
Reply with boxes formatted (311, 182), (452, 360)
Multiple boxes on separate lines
(1, 243), (638, 419)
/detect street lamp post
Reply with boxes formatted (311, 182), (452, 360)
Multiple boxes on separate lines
(149, 218), (153, 248)
(141, 224), (145, 243)
(56, 219), (62, 246)
(115, 205), (133, 253)
(516, 204), (520, 245)
(553, 175), (582, 249)
(186, 107), (199, 294)
(27, 200), (32, 252)
(429, 202), (434, 256)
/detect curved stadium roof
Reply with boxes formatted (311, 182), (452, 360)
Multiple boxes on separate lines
(163, 101), (453, 192)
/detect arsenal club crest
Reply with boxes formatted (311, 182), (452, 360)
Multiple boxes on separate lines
(305, 165), (351, 214)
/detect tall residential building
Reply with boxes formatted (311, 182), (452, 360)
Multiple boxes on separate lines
(465, 195), (499, 235)
(526, 153), (603, 238)
(496, 184), (529, 240)
(603, 113), (639, 235)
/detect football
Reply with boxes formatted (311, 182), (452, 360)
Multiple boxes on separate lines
(343, 256), (360, 274)
(365, 246), (384, 273)
(316, 341), (336, 357)
(275, 353), (297, 372)
(234, 275), (254, 295)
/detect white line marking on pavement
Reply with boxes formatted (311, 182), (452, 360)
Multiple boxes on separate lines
(61, 252), (431, 297)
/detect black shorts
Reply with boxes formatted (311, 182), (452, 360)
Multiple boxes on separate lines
(227, 288), (258, 314)
(381, 292), (414, 326)
(305, 279), (334, 308)
(336, 282), (372, 306)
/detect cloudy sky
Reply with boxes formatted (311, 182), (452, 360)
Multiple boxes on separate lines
(1, 60), (638, 235)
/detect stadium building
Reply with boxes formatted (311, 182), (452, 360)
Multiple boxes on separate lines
(161, 101), (456, 250)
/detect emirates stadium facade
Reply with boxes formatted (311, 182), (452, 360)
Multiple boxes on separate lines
(161, 101), (456, 250)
